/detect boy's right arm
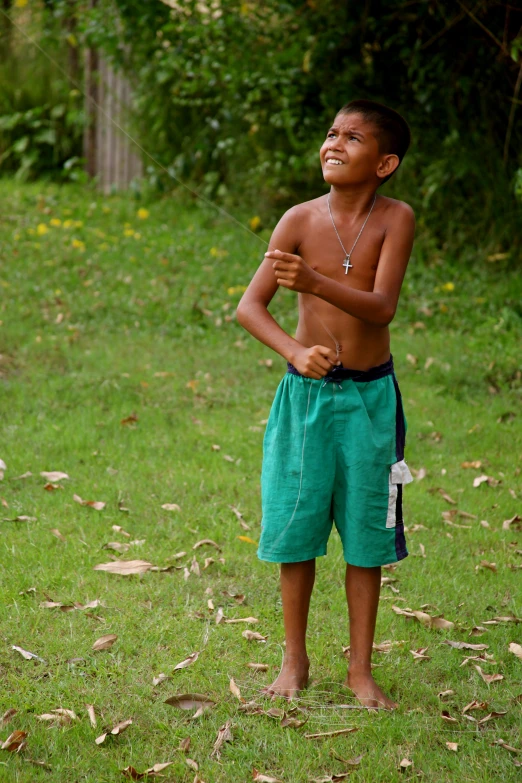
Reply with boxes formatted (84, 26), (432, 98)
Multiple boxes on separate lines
(236, 208), (301, 364)
(236, 207), (339, 379)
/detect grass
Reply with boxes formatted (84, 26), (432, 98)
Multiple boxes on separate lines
(0, 178), (521, 782)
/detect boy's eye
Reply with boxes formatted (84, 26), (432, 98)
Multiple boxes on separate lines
(326, 132), (359, 141)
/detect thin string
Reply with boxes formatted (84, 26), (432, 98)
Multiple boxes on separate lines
(0, 7), (343, 357)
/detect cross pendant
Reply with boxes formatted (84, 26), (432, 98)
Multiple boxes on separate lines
(342, 255), (353, 274)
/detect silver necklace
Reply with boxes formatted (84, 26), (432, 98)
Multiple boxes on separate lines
(327, 191), (377, 274)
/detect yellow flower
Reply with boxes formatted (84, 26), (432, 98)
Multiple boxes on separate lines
(441, 282), (455, 292)
(49, 218), (62, 227)
(71, 238), (85, 251)
(249, 215), (261, 231)
(137, 208), (149, 220)
(13, 233), (20, 241)
(14, 0), (28, 7)
(36, 223), (49, 235)
(63, 219), (73, 229)
(99, 242), (109, 251)
(73, 220), (83, 228)
(63, 208), (72, 216)
(210, 247), (228, 258)
(124, 228), (134, 237)
(227, 285), (248, 296)
(102, 206), (111, 214)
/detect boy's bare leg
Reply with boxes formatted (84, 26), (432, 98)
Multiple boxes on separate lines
(263, 559), (315, 699)
(344, 563), (398, 710)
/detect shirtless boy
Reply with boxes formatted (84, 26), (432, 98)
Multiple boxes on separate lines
(236, 99), (415, 710)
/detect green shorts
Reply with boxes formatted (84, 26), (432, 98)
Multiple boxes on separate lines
(258, 354), (413, 567)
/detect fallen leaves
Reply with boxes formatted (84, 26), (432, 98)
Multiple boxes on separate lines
(95, 718), (132, 745)
(392, 605), (454, 630)
(12, 645), (45, 662)
(93, 560), (153, 575)
(40, 471), (69, 482)
(174, 651), (200, 671)
(1, 730), (27, 752)
(508, 642), (522, 659)
(0, 709), (17, 726)
(122, 762), (174, 780)
(474, 665), (504, 684)
(73, 493), (105, 510)
(443, 640), (489, 651)
(193, 538), (221, 551)
(92, 634), (118, 651)
(252, 770), (283, 783)
(247, 663), (269, 672)
(242, 630), (268, 642)
(161, 503), (181, 512)
(37, 708), (78, 726)
(86, 704), (96, 727)
(445, 742), (458, 752)
(164, 693), (216, 719)
(210, 719), (233, 759)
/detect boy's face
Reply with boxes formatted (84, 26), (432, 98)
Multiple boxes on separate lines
(319, 112), (396, 186)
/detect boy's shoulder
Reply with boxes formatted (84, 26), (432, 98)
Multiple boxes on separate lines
(285, 193), (414, 222)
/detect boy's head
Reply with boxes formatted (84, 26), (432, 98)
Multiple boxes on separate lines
(320, 99), (411, 188)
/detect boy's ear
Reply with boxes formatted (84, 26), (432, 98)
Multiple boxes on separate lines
(376, 154), (400, 180)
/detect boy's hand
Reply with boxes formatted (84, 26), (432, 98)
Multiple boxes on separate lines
(292, 344), (341, 379)
(266, 249), (319, 294)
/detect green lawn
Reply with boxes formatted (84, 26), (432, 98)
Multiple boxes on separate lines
(0, 179), (521, 782)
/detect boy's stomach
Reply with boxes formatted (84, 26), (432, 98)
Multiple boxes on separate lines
(294, 299), (391, 371)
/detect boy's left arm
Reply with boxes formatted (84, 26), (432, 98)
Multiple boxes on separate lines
(270, 203), (415, 326)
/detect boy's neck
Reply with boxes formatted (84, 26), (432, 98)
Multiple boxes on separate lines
(328, 184), (379, 215)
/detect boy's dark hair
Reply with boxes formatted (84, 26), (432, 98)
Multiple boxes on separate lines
(337, 99), (411, 185)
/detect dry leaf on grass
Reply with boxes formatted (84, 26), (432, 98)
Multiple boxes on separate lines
(210, 720), (233, 759)
(225, 617), (259, 624)
(215, 607), (225, 624)
(305, 727), (358, 740)
(242, 630), (268, 642)
(103, 541), (130, 553)
(410, 647), (430, 661)
(179, 736), (191, 753)
(73, 494), (105, 510)
(112, 525), (131, 537)
(281, 713), (308, 729)
(193, 539), (221, 551)
(237, 535), (257, 544)
(474, 665), (504, 684)
(37, 709), (77, 726)
(86, 704), (96, 727)
(153, 673), (170, 686)
(445, 742), (458, 752)
(40, 471), (69, 482)
(186, 758), (199, 771)
(50, 529), (66, 541)
(11, 645), (45, 662)
(247, 663), (269, 672)
(502, 514), (522, 531)
(229, 678), (243, 702)
(462, 700), (488, 713)
(161, 503), (181, 511)
(443, 640), (489, 651)
(174, 651), (200, 671)
(437, 690), (454, 699)
(93, 560), (153, 575)
(508, 643), (522, 659)
(398, 758), (413, 770)
(491, 738), (522, 753)
(441, 710), (458, 724)
(1, 730), (27, 752)
(121, 763), (174, 780)
(0, 709), (16, 726)
(92, 634), (117, 651)
(95, 718), (132, 745)
(476, 560), (497, 572)
(164, 694), (216, 713)
(252, 770), (283, 783)
(392, 605), (454, 630)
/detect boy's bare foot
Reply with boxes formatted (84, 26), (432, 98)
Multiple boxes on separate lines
(344, 670), (397, 710)
(262, 654), (309, 700)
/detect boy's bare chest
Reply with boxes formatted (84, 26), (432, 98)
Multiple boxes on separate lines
(298, 220), (386, 290)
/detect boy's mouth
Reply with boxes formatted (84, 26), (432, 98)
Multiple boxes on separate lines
(325, 157), (345, 166)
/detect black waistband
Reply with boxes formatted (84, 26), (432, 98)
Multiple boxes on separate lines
(287, 353), (394, 383)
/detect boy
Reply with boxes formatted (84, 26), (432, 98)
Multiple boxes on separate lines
(236, 99), (415, 710)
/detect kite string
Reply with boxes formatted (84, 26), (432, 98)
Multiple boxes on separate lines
(0, 7), (342, 356)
